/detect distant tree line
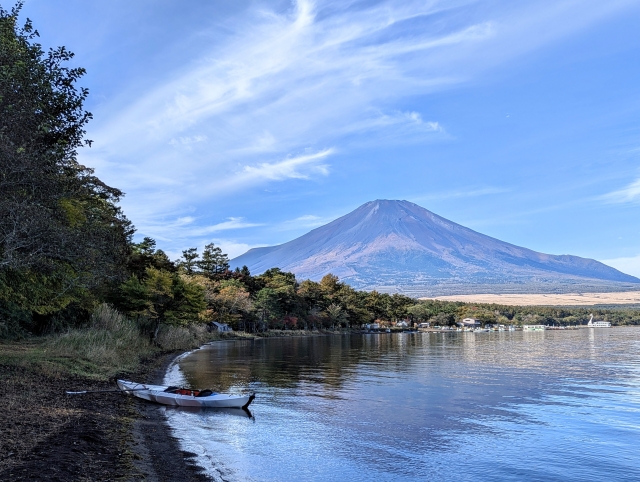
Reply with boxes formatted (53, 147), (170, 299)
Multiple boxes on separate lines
(107, 243), (640, 339)
(1, 6), (638, 339)
(406, 300), (640, 327)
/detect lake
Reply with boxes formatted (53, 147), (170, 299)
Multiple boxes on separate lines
(163, 328), (640, 481)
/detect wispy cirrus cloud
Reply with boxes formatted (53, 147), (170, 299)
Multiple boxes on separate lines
(136, 214), (265, 263)
(412, 186), (511, 203)
(600, 178), (640, 204)
(169, 135), (208, 148)
(82, 0), (505, 208)
(138, 217), (263, 243)
(241, 149), (332, 181)
(276, 213), (336, 231)
(78, 0), (638, 252)
(200, 149), (334, 196)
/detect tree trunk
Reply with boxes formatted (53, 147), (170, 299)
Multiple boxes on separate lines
(151, 317), (161, 345)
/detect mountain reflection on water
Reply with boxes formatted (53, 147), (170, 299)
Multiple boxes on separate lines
(165, 329), (640, 482)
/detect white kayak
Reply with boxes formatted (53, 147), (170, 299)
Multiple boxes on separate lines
(117, 379), (255, 409)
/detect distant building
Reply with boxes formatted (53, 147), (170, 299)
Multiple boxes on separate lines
(459, 318), (481, 327)
(208, 321), (233, 332)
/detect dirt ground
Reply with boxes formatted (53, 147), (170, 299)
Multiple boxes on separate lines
(423, 290), (640, 306)
(0, 353), (211, 481)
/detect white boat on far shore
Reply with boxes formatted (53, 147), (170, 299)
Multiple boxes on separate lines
(587, 314), (611, 328)
(523, 325), (545, 332)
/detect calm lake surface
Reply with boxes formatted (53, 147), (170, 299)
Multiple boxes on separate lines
(164, 328), (640, 481)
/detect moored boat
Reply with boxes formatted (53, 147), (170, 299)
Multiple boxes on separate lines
(522, 325), (545, 332)
(117, 379), (255, 409)
(587, 314), (611, 328)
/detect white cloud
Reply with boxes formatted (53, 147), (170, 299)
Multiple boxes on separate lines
(412, 187), (511, 202)
(213, 241), (262, 260)
(195, 217), (264, 234)
(601, 254), (640, 278)
(169, 135), (208, 147)
(164, 240), (262, 262)
(242, 149), (332, 181)
(601, 178), (640, 204)
(203, 148), (334, 195)
(295, 215), (321, 221)
(341, 110), (445, 144)
(136, 216), (262, 243)
(277, 213), (334, 231)
(79, 0), (637, 248)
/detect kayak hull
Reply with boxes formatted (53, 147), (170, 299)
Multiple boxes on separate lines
(117, 379), (254, 408)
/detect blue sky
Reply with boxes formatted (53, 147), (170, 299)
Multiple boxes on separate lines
(19, 0), (640, 276)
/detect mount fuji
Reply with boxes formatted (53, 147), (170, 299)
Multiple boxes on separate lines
(230, 200), (639, 296)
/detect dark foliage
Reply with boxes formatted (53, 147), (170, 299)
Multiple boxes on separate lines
(0, 4), (132, 335)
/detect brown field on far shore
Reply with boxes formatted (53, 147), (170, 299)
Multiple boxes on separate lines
(422, 291), (640, 306)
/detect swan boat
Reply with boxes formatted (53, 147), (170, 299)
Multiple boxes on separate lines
(117, 379), (255, 409)
(587, 314), (611, 328)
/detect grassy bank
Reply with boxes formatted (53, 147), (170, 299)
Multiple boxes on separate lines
(0, 304), (229, 479)
(2, 304), (231, 380)
(1, 305), (342, 384)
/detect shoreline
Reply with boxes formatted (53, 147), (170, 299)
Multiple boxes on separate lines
(128, 350), (211, 481)
(0, 348), (212, 481)
(0, 331), (326, 481)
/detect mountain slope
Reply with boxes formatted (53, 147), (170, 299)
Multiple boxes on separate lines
(231, 200), (639, 294)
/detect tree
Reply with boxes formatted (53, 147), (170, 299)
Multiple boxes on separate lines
(116, 267), (206, 342)
(297, 279), (325, 324)
(334, 288), (372, 327)
(431, 312), (455, 326)
(231, 264), (262, 295)
(325, 303), (349, 330)
(127, 237), (176, 278)
(179, 247), (199, 275)
(258, 268), (298, 316)
(0, 5), (132, 331)
(387, 293), (414, 322)
(319, 274), (341, 297)
(365, 290), (387, 321)
(207, 279), (252, 329)
(198, 242), (229, 277)
(254, 288), (281, 331)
